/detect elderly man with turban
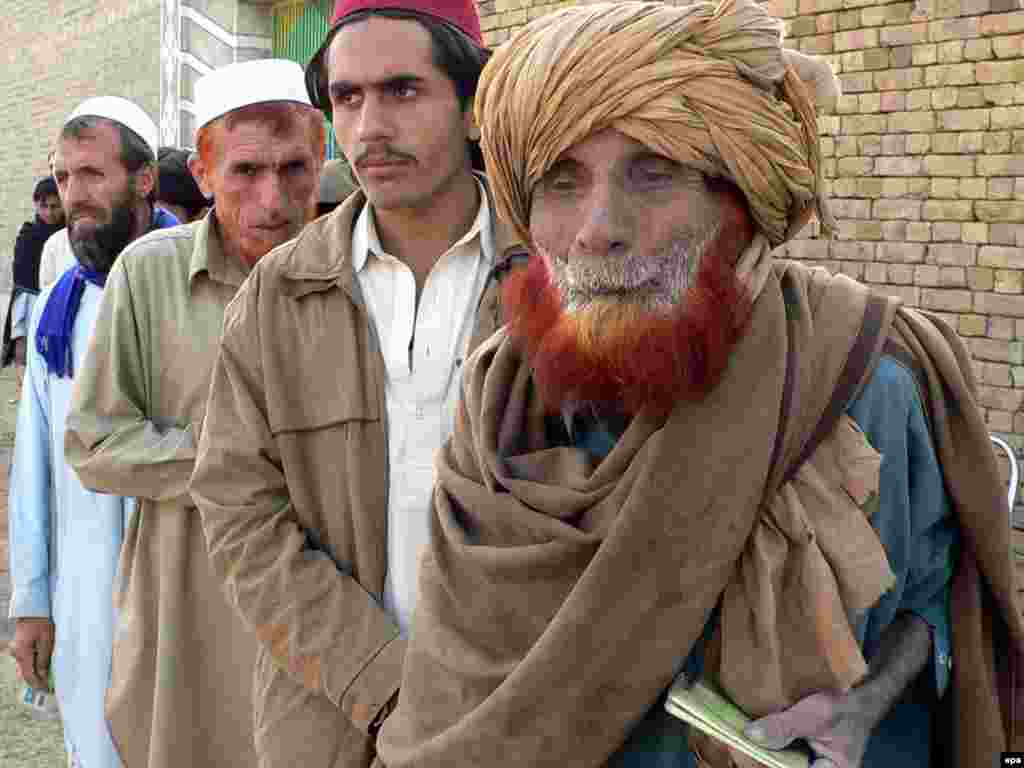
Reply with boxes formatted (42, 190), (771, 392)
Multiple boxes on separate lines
(373, 1), (1024, 767)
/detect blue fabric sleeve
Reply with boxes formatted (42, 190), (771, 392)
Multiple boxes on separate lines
(8, 295), (54, 618)
(846, 355), (956, 698)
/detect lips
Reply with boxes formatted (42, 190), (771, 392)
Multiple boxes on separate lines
(250, 223), (289, 238)
(360, 160), (403, 168)
(358, 156), (410, 177)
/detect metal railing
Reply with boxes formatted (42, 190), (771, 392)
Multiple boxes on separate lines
(990, 434), (1019, 522)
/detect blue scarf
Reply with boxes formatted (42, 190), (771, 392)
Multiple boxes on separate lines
(35, 207), (179, 378)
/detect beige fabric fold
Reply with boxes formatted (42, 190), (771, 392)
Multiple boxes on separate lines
(475, 0), (839, 249)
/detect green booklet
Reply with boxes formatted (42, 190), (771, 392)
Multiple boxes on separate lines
(665, 676), (810, 768)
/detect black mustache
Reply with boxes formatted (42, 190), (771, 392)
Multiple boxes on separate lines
(69, 208), (106, 222)
(355, 149), (413, 168)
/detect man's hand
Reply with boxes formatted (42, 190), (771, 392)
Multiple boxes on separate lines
(10, 618), (55, 690)
(743, 689), (872, 768)
(13, 337), (27, 367)
(744, 612), (933, 768)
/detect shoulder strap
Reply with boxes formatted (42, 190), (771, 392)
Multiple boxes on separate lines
(777, 293), (890, 488)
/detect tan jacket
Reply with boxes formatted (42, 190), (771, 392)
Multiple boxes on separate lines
(64, 214), (259, 768)
(191, 189), (521, 767)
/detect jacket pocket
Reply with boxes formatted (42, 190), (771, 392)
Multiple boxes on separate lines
(264, 292), (383, 435)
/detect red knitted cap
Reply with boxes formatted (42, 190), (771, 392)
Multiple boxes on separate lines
(331, 0), (483, 44)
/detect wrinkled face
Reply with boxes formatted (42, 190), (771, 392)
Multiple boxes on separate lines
(36, 194), (64, 226)
(57, 122), (152, 272)
(190, 114), (320, 268)
(326, 16), (475, 213)
(529, 129), (721, 316)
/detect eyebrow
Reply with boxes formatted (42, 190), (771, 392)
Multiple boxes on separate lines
(64, 164), (104, 176)
(545, 157), (582, 175)
(328, 73), (425, 100)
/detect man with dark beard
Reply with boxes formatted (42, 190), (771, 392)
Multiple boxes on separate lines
(65, 60), (322, 768)
(374, 2), (1024, 768)
(7, 96), (172, 768)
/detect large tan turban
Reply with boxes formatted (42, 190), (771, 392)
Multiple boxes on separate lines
(475, 0), (839, 249)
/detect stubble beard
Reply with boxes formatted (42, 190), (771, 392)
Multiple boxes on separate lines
(548, 224), (720, 316)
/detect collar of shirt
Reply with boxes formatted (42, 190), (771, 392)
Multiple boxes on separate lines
(351, 173), (494, 272)
(188, 209), (251, 292)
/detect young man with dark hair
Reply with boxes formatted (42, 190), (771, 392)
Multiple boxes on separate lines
(8, 96), (172, 768)
(65, 62), (323, 768)
(3, 177), (64, 381)
(190, 2), (520, 766)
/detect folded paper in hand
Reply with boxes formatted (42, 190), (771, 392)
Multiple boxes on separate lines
(665, 676), (810, 768)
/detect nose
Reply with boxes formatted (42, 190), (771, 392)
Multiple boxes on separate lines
(62, 174), (88, 210)
(574, 181), (632, 258)
(355, 93), (393, 145)
(256, 173), (286, 215)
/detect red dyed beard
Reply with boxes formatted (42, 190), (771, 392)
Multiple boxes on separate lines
(503, 188), (755, 418)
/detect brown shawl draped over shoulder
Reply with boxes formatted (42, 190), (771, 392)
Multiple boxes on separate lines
(376, 262), (1024, 768)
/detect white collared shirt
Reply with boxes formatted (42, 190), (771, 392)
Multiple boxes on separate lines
(352, 179), (493, 635)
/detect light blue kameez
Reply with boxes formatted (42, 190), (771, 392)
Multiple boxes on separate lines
(8, 275), (131, 768)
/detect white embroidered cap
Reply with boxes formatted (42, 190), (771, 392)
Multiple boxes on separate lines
(65, 96), (160, 161)
(194, 59), (313, 136)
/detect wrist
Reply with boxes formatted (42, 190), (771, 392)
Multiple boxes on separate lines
(843, 676), (887, 733)
(847, 613), (933, 730)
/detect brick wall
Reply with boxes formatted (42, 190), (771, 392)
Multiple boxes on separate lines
(0, 0), (161, 294)
(479, 0), (1024, 453)
(770, 0), (1024, 451)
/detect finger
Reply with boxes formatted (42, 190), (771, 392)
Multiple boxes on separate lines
(33, 648), (51, 687)
(37, 630), (54, 666)
(12, 654), (33, 685)
(14, 653), (46, 689)
(808, 739), (853, 768)
(10, 645), (32, 679)
(745, 714), (800, 750)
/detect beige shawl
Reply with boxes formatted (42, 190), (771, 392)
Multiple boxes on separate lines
(377, 262), (1024, 767)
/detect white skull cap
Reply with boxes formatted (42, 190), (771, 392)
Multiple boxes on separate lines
(64, 96), (160, 161)
(194, 59), (313, 138)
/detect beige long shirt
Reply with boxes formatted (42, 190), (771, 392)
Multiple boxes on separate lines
(65, 213), (259, 768)
(190, 189), (520, 768)
(38, 228), (74, 289)
(353, 179), (494, 635)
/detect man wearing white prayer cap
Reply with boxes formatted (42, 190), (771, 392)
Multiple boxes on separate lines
(8, 94), (176, 768)
(66, 60), (324, 768)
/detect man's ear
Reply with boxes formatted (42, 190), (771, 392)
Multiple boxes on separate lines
(188, 152), (215, 199)
(464, 108), (481, 142)
(135, 164), (157, 200)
